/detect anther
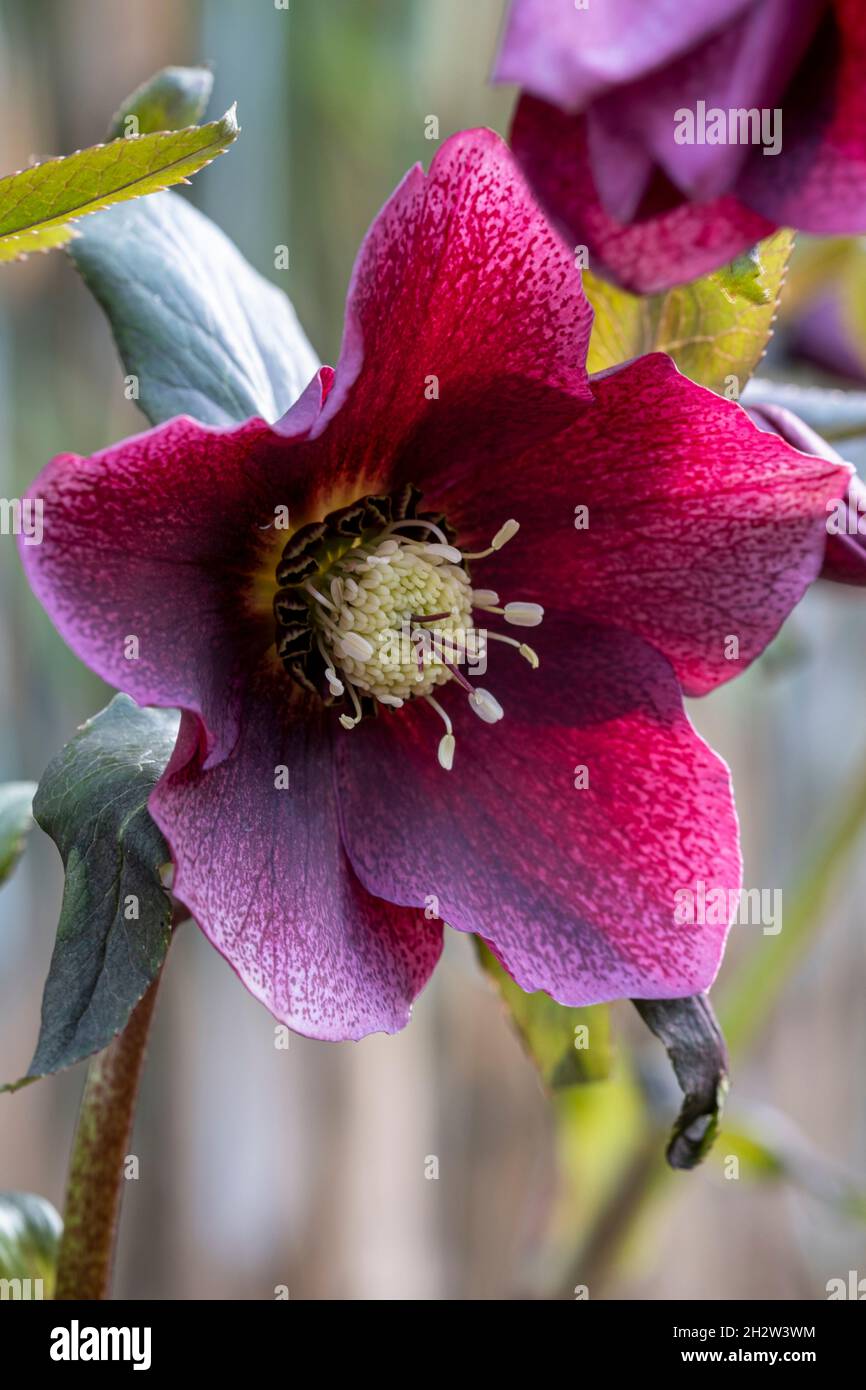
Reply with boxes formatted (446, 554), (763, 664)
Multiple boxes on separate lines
(503, 602), (544, 627)
(426, 694), (456, 772)
(462, 519), (520, 561)
(468, 688), (504, 724)
(339, 632), (375, 662)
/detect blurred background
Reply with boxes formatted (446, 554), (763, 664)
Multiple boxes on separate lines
(1, 0), (865, 1300)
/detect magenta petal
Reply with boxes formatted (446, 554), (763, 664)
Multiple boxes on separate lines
(509, 96), (773, 294)
(426, 354), (852, 696)
(822, 476), (866, 586)
(749, 401), (866, 587)
(336, 618), (741, 1005)
(151, 677), (443, 1040)
(19, 412), (330, 766)
(493, 0), (754, 112)
(313, 127), (593, 458)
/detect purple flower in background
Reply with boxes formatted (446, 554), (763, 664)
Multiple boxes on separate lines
(20, 133), (852, 1041)
(496, 0), (866, 292)
(749, 400), (866, 584)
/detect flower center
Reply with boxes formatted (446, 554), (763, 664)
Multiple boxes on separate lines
(273, 489), (542, 770)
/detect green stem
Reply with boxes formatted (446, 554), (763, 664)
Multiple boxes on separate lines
(53, 974), (162, 1301)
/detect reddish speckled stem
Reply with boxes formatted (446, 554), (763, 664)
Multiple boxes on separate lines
(53, 975), (162, 1300)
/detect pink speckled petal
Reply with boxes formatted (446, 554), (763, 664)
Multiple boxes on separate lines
(336, 617), (741, 1005)
(313, 127), (594, 467)
(509, 96), (774, 294)
(422, 354), (853, 695)
(19, 405), (367, 768)
(748, 400), (866, 587)
(493, 0), (753, 112)
(150, 676), (443, 1040)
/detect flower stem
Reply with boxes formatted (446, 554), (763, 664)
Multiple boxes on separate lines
(53, 974), (163, 1300)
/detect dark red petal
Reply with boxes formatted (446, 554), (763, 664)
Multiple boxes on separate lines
(428, 354), (853, 696)
(313, 127), (594, 468)
(335, 618), (740, 1005)
(20, 414), (341, 766)
(151, 674), (443, 1040)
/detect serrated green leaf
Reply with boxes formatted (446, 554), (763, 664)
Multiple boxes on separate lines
(585, 229), (794, 394)
(0, 107), (238, 264)
(477, 942), (612, 1087)
(711, 246), (769, 306)
(0, 782), (37, 886)
(3, 697), (178, 1092)
(69, 188), (320, 425)
(633, 995), (728, 1170)
(0, 1192), (62, 1295)
(108, 65), (214, 138)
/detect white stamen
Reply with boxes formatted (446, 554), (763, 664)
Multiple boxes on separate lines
(468, 688), (504, 724)
(339, 631), (375, 662)
(519, 643), (539, 669)
(422, 542), (463, 563)
(426, 694), (456, 770)
(438, 733), (456, 771)
(503, 601), (544, 628)
(485, 631), (539, 669)
(462, 519), (520, 561)
(385, 518), (450, 545)
(339, 714), (356, 730)
(471, 589), (499, 607)
(304, 581), (337, 612)
(492, 519), (520, 550)
(378, 693), (404, 707)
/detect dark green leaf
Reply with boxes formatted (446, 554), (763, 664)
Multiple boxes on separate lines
(633, 995), (728, 1170)
(585, 229), (794, 394)
(69, 188), (320, 426)
(108, 65), (214, 138)
(3, 697), (178, 1091)
(478, 942), (612, 1087)
(0, 109), (238, 264)
(0, 1192), (62, 1294)
(0, 782), (37, 886)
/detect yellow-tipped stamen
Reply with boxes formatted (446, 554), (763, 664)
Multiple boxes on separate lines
(462, 518), (520, 560)
(426, 694), (455, 771)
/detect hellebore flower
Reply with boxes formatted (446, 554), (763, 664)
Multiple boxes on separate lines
(748, 399), (866, 583)
(20, 132), (852, 1040)
(495, 0), (866, 293)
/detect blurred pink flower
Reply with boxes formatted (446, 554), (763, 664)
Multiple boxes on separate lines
(496, 0), (866, 292)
